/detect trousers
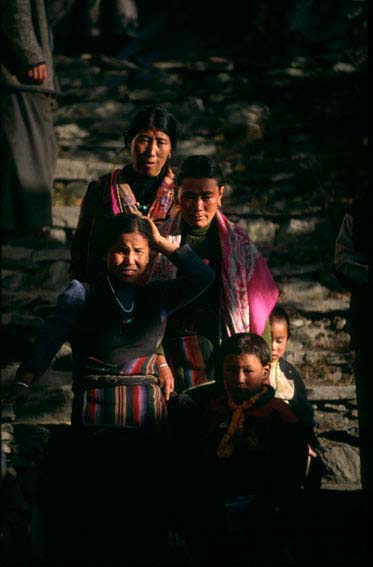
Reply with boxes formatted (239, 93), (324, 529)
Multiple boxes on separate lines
(0, 90), (56, 235)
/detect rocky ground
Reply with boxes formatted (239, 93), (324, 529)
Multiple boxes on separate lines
(1, 3), (369, 565)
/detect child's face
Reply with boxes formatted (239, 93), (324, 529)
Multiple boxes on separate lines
(105, 231), (150, 284)
(270, 320), (289, 362)
(223, 353), (270, 396)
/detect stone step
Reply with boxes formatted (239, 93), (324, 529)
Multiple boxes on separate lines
(1, 362), (360, 489)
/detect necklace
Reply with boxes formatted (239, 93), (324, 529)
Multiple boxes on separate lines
(106, 275), (135, 314)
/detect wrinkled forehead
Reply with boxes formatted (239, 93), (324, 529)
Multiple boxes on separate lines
(133, 128), (170, 140)
(109, 231), (150, 248)
(178, 177), (223, 193)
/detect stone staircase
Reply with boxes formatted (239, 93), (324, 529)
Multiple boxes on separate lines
(2, 29), (367, 493)
(1, 7), (369, 564)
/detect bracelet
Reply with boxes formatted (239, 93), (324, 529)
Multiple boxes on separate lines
(15, 381), (30, 389)
(158, 363), (169, 368)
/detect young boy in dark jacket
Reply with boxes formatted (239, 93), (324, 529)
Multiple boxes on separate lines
(205, 332), (308, 501)
(173, 333), (308, 564)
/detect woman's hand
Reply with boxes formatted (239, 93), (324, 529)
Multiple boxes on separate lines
(2, 372), (33, 406)
(308, 444), (317, 458)
(143, 216), (178, 256)
(156, 355), (174, 401)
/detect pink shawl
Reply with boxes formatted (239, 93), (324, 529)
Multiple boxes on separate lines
(150, 210), (279, 338)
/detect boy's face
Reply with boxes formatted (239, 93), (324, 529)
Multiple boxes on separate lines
(223, 353), (270, 396)
(105, 232), (150, 284)
(270, 320), (289, 362)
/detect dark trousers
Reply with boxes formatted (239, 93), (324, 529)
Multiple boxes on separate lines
(355, 345), (373, 497)
(0, 90), (56, 235)
(37, 427), (170, 564)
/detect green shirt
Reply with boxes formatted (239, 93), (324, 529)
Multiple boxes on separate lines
(164, 218), (221, 343)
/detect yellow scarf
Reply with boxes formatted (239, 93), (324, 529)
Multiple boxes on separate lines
(217, 386), (269, 459)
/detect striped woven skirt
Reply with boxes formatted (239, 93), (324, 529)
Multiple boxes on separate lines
(72, 376), (167, 430)
(164, 334), (215, 393)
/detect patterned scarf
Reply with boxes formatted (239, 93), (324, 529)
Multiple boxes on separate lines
(109, 166), (176, 222)
(216, 385), (271, 459)
(150, 210), (279, 337)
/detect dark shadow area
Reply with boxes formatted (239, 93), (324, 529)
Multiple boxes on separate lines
(1, 419), (371, 566)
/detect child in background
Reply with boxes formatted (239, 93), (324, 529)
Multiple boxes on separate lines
(269, 305), (324, 488)
(269, 306), (314, 430)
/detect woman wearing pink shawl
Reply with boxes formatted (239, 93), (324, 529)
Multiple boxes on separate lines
(150, 155), (279, 393)
(69, 105), (180, 283)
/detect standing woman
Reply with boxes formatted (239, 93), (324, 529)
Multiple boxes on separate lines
(69, 104), (180, 282)
(150, 154), (279, 394)
(0, 0), (58, 241)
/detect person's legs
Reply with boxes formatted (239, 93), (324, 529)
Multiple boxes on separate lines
(76, 428), (170, 563)
(0, 91), (56, 235)
(1, 91), (19, 235)
(35, 427), (78, 561)
(355, 345), (373, 497)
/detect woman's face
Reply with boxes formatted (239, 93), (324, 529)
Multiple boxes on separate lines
(177, 178), (224, 228)
(105, 231), (150, 285)
(130, 128), (172, 177)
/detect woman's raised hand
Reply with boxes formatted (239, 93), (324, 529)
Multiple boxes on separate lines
(143, 216), (178, 256)
(2, 372), (34, 406)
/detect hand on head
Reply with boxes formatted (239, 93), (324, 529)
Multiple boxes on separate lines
(141, 215), (178, 256)
(103, 214), (179, 285)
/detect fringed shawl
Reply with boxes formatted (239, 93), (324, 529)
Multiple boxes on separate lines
(150, 210), (279, 339)
(110, 166), (176, 221)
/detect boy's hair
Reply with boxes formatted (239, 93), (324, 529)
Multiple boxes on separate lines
(123, 104), (180, 149)
(269, 305), (291, 337)
(215, 333), (271, 382)
(177, 154), (225, 187)
(97, 213), (153, 256)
